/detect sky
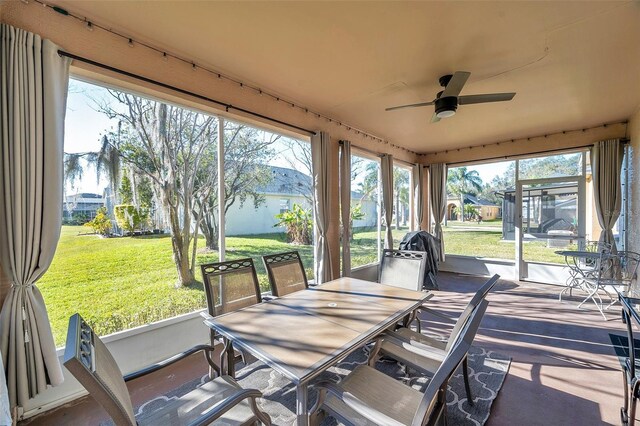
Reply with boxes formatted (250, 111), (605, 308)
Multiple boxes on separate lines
(64, 78), (510, 195)
(64, 78), (308, 195)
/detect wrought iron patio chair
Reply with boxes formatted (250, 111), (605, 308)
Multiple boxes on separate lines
(619, 295), (640, 426)
(578, 251), (640, 319)
(368, 299), (489, 405)
(311, 298), (486, 426)
(559, 241), (613, 302)
(200, 258), (263, 376)
(262, 251), (308, 297)
(64, 313), (272, 426)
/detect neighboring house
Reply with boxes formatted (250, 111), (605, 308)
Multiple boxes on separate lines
(62, 192), (105, 221)
(225, 165), (378, 235)
(445, 194), (501, 221)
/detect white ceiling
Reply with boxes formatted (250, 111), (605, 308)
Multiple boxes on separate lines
(53, 1), (640, 154)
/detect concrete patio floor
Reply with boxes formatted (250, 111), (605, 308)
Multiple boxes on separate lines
(21, 272), (627, 425)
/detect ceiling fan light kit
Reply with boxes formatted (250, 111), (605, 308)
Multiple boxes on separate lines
(435, 97), (457, 118)
(386, 71), (516, 122)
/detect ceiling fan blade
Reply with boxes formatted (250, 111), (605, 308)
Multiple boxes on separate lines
(431, 113), (441, 123)
(441, 71), (471, 98)
(458, 93), (516, 105)
(385, 101), (435, 111)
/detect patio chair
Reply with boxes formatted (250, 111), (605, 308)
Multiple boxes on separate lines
(262, 251), (308, 297)
(619, 295), (640, 426)
(378, 249), (427, 291)
(310, 297), (486, 426)
(369, 299), (490, 404)
(200, 258), (263, 376)
(63, 313), (272, 426)
(578, 251), (640, 319)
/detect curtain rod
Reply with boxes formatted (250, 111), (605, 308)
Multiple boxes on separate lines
(339, 140), (416, 167)
(57, 50), (317, 136)
(445, 138), (629, 167)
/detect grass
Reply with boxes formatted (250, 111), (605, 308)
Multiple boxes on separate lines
(40, 226), (397, 347)
(39, 223), (562, 347)
(443, 224), (576, 263)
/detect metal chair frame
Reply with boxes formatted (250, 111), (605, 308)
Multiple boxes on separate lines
(200, 258), (263, 376)
(262, 251), (308, 297)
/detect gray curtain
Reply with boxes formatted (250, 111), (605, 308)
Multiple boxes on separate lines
(339, 141), (351, 277)
(380, 154), (394, 250)
(311, 132), (334, 284)
(429, 163), (447, 261)
(412, 164), (425, 231)
(591, 139), (624, 250)
(0, 23), (70, 408)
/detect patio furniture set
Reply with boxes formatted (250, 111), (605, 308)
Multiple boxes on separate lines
(556, 241), (640, 319)
(62, 249), (498, 425)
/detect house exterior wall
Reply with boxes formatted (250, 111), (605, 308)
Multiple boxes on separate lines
(225, 194), (378, 236)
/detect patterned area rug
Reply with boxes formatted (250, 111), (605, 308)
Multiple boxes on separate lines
(132, 343), (510, 426)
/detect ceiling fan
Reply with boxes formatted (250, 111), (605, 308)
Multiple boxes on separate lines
(385, 71), (516, 122)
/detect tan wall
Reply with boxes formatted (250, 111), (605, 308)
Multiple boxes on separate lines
(1, 1), (422, 279)
(420, 122), (627, 165)
(627, 107), (640, 253)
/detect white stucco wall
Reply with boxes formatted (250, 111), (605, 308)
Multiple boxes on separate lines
(225, 194), (378, 236)
(225, 193), (311, 235)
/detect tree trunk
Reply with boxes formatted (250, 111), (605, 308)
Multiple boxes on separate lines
(460, 194), (465, 222)
(200, 207), (219, 251)
(395, 193), (400, 230)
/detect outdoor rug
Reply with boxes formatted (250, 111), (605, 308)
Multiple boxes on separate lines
(132, 343), (511, 426)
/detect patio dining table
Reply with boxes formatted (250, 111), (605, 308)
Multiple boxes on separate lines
(203, 276), (432, 425)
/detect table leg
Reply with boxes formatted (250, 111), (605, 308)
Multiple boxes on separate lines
(220, 338), (236, 378)
(296, 382), (309, 425)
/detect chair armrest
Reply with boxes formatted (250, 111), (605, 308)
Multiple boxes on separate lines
(313, 380), (403, 426)
(187, 387), (265, 426)
(124, 344), (216, 382)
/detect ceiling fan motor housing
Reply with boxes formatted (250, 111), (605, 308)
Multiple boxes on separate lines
(435, 96), (458, 117)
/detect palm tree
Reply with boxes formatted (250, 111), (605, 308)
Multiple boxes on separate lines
(447, 167), (483, 222)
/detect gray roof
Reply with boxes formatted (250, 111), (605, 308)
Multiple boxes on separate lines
(463, 194), (499, 207)
(257, 165), (311, 195)
(257, 165), (370, 200)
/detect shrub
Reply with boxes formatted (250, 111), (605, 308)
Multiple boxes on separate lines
(84, 207), (112, 236)
(114, 204), (149, 234)
(275, 203), (313, 245)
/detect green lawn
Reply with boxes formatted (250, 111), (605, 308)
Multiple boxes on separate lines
(443, 224), (576, 263)
(40, 226), (398, 347)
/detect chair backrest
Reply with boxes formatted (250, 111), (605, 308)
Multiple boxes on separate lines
(445, 276), (498, 351)
(200, 258), (262, 317)
(412, 300), (488, 426)
(262, 251), (308, 297)
(621, 296), (640, 379)
(614, 251), (640, 283)
(378, 249), (427, 291)
(585, 240), (613, 253)
(467, 274), (500, 309)
(63, 314), (136, 426)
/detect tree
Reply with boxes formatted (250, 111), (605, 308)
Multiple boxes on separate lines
(85, 206), (112, 236)
(393, 168), (410, 229)
(274, 203), (313, 245)
(280, 138), (314, 205)
(91, 91), (218, 286)
(193, 122), (276, 251)
(447, 167), (483, 222)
